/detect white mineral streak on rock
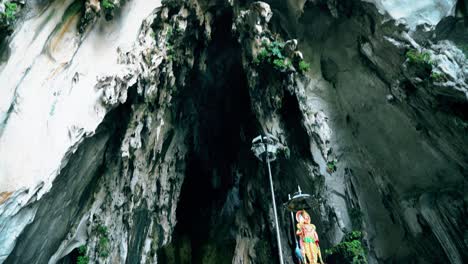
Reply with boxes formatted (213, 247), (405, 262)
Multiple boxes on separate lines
(429, 41), (468, 98)
(0, 187), (40, 262)
(0, 0), (161, 193)
(366, 0), (457, 29)
(0, 0), (161, 262)
(156, 118), (165, 142)
(48, 214), (89, 264)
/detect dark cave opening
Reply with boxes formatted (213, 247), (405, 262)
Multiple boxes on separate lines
(158, 4), (332, 263)
(57, 248), (80, 264)
(158, 8), (264, 263)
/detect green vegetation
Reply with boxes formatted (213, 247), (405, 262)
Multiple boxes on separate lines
(63, 0), (84, 22)
(4, 2), (18, 21)
(273, 58), (292, 70)
(326, 160), (337, 173)
(1, 1), (19, 28)
(76, 245), (89, 264)
(405, 49), (435, 79)
(430, 72), (445, 82)
(344, 231), (365, 242)
(325, 231), (367, 264)
(405, 49), (449, 83)
(406, 49), (432, 65)
(166, 44), (174, 61)
(101, 0), (116, 21)
(299, 60), (310, 73)
(253, 40), (309, 74)
(164, 26), (182, 61)
(96, 224), (110, 258)
(101, 0), (115, 10)
(254, 40), (290, 71)
(0, 1), (21, 40)
(98, 236), (110, 257)
(77, 255), (89, 264)
(97, 224), (108, 235)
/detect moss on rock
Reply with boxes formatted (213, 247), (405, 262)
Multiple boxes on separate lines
(325, 231), (367, 264)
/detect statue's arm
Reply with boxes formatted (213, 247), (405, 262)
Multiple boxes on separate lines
(296, 224), (302, 236)
(314, 230), (320, 246)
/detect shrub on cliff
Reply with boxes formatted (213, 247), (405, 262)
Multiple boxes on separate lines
(254, 40), (310, 74)
(405, 49), (433, 79)
(325, 231), (367, 264)
(0, 1), (19, 37)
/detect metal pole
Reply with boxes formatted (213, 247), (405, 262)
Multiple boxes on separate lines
(289, 194), (299, 247)
(265, 143), (284, 264)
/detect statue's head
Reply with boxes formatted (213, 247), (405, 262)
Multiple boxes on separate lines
(296, 210), (311, 224)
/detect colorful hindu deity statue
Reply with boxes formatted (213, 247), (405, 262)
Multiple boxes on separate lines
(296, 210), (324, 264)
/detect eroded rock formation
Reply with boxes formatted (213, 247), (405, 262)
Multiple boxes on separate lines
(0, 0), (466, 263)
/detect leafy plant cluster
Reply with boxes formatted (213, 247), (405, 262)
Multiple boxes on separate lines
(76, 246), (89, 264)
(253, 40), (310, 73)
(406, 49), (448, 82)
(344, 231), (365, 243)
(74, 225), (110, 263)
(325, 231), (367, 264)
(326, 160), (337, 173)
(96, 224), (110, 258)
(101, 0), (117, 21)
(165, 27), (174, 59)
(101, 0), (115, 10)
(1, 1), (19, 33)
(406, 49), (432, 65)
(430, 72), (445, 82)
(165, 26), (182, 61)
(299, 60), (310, 72)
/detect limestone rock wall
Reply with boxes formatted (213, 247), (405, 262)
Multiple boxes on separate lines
(0, 0), (466, 263)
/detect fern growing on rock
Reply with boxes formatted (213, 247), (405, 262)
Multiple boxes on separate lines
(405, 49), (434, 80)
(406, 49), (432, 66)
(253, 40), (310, 74)
(76, 245), (89, 264)
(101, 0), (115, 10)
(0, 1), (20, 39)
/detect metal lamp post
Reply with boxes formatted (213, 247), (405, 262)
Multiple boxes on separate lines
(251, 134), (284, 264)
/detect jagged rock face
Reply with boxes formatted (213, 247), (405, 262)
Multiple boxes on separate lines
(0, 0), (467, 264)
(368, 0), (458, 28)
(289, 2), (467, 264)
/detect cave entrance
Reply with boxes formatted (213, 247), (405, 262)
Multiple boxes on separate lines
(157, 4), (326, 263)
(157, 7), (262, 264)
